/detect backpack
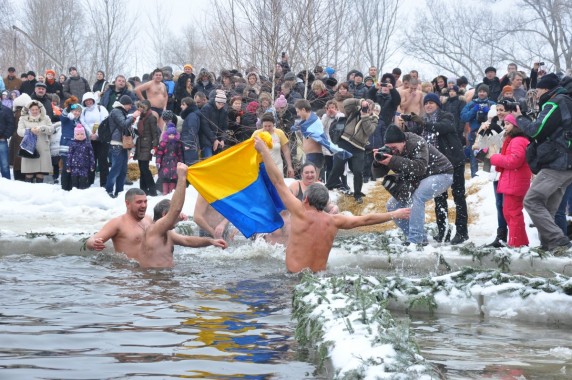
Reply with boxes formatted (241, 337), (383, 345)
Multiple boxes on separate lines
(97, 116), (112, 143)
(329, 116), (347, 144)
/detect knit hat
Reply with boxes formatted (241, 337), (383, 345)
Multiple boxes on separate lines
(274, 94), (288, 108)
(447, 76), (457, 84)
(161, 110), (175, 122)
(215, 89), (227, 103)
(536, 73), (560, 90)
(27, 71), (36, 77)
(423, 92), (441, 107)
(364, 76), (374, 83)
(384, 124), (406, 144)
(284, 72), (296, 81)
(166, 125), (177, 136)
(324, 67), (335, 76)
(35, 82), (47, 89)
(119, 95), (133, 105)
(353, 71), (364, 79)
(504, 114), (518, 127)
(183, 64), (193, 70)
(502, 85), (513, 95)
(449, 85), (460, 93)
(477, 84), (490, 95)
(484, 66), (496, 74)
(45, 69), (56, 76)
(74, 124), (86, 140)
(246, 101), (259, 113)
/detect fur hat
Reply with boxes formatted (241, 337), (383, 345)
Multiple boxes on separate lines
(536, 73), (560, 90)
(274, 94), (288, 109)
(215, 89), (227, 103)
(384, 124), (406, 144)
(380, 73), (395, 87)
(119, 95), (133, 105)
(504, 114), (518, 127)
(74, 124), (86, 140)
(423, 92), (441, 107)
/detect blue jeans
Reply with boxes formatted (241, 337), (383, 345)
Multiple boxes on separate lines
(493, 181), (507, 230)
(202, 146), (213, 159)
(555, 182), (572, 234)
(467, 130), (478, 177)
(105, 145), (128, 195)
(0, 140), (10, 179)
(387, 173), (453, 244)
(184, 148), (199, 165)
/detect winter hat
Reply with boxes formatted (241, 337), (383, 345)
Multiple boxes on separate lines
(284, 72), (296, 81)
(325, 77), (338, 87)
(477, 83), (490, 95)
(502, 85), (513, 95)
(246, 101), (259, 113)
(35, 82), (46, 89)
(215, 89), (227, 103)
(504, 114), (518, 127)
(70, 103), (81, 110)
(353, 71), (364, 79)
(274, 94), (288, 108)
(423, 92), (441, 107)
(364, 76), (374, 83)
(484, 66), (496, 74)
(166, 124), (177, 136)
(45, 69), (56, 76)
(183, 64), (193, 70)
(384, 124), (406, 144)
(380, 73), (396, 87)
(536, 73), (560, 90)
(324, 67), (335, 76)
(447, 76), (457, 84)
(119, 95), (133, 105)
(161, 110), (175, 122)
(449, 85), (460, 94)
(74, 124), (86, 140)
(27, 71), (36, 77)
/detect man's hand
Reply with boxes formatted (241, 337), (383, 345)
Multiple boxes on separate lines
(91, 237), (106, 251)
(286, 166), (295, 178)
(176, 162), (188, 178)
(210, 238), (228, 249)
(253, 136), (268, 153)
(178, 212), (189, 222)
(214, 223), (226, 239)
(391, 208), (411, 220)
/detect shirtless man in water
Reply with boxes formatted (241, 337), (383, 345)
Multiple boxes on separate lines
(135, 68), (168, 128)
(254, 137), (410, 273)
(86, 163), (227, 267)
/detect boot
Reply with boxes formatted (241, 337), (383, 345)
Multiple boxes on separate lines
(24, 176), (33, 183)
(486, 227), (507, 248)
(35, 177), (44, 183)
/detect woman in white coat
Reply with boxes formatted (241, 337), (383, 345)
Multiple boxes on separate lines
(17, 100), (54, 182)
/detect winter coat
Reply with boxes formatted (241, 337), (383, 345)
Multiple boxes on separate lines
(367, 87), (401, 127)
(80, 98), (109, 135)
(308, 90), (333, 112)
(175, 73), (196, 101)
(461, 98), (496, 133)
(67, 138), (95, 177)
(3, 76), (22, 92)
(199, 98), (228, 148)
(490, 135), (531, 196)
(45, 80), (64, 103)
(134, 110), (159, 161)
(17, 101), (54, 174)
(193, 72), (216, 98)
(31, 93), (56, 122)
(341, 98), (379, 150)
(442, 95), (466, 143)
(349, 82), (368, 99)
(0, 104), (15, 139)
(59, 112), (82, 156)
(156, 139), (184, 181)
(100, 86), (137, 112)
(418, 109), (465, 167)
(63, 76), (91, 101)
(481, 76), (502, 103)
(226, 108), (252, 145)
(108, 102), (135, 144)
(181, 105), (204, 153)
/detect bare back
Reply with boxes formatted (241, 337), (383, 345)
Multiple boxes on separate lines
(286, 208), (337, 272)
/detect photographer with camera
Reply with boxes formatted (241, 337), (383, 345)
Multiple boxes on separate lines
(518, 73), (572, 254)
(372, 124), (453, 246)
(461, 84), (496, 177)
(325, 98), (378, 204)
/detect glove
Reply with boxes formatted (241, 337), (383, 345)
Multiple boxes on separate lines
(411, 114), (424, 126)
(150, 146), (157, 155)
(473, 103), (480, 111)
(482, 106), (490, 114)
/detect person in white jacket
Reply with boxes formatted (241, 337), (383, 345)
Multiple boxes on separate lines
(80, 92), (109, 186)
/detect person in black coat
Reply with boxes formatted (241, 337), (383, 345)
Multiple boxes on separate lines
(199, 90), (227, 158)
(441, 86), (467, 145)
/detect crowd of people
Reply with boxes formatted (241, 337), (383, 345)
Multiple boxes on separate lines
(2, 57), (572, 269)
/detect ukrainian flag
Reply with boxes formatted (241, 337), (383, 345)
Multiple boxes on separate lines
(187, 132), (285, 238)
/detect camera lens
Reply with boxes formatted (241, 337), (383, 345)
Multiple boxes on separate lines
(374, 152), (385, 161)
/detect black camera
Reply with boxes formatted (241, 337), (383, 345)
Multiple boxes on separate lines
(499, 98), (526, 113)
(380, 83), (388, 87)
(375, 145), (393, 161)
(401, 114), (413, 121)
(361, 105), (369, 113)
(537, 62), (545, 66)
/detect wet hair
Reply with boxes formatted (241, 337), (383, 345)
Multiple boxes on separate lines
(304, 183), (329, 211)
(125, 188), (145, 202)
(153, 199), (171, 221)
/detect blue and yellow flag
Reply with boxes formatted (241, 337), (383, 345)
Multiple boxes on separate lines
(187, 132), (285, 238)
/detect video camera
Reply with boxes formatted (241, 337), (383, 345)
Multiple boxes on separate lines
(374, 145), (393, 161)
(400, 114), (413, 122)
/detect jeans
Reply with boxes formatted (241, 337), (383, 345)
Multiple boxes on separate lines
(493, 181), (508, 230)
(202, 146), (213, 159)
(387, 173), (453, 244)
(0, 140), (10, 179)
(105, 145), (128, 195)
(554, 182), (572, 235)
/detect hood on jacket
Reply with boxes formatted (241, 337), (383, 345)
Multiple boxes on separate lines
(22, 100), (47, 118)
(13, 93), (33, 111)
(82, 92), (97, 107)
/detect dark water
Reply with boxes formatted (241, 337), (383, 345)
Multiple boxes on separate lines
(1, 240), (572, 379)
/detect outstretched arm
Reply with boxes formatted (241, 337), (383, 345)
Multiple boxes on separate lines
(171, 233), (228, 249)
(332, 208), (410, 230)
(152, 163), (189, 234)
(85, 218), (120, 251)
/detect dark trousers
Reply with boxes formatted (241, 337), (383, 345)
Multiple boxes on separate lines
(363, 149), (373, 180)
(51, 156), (61, 180)
(138, 160), (157, 196)
(325, 139), (365, 197)
(60, 156), (72, 191)
(71, 175), (90, 189)
(434, 164), (469, 236)
(90, 140), (109, 187)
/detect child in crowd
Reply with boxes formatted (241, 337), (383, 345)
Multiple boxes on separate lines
(156, 123), (184, 195)
(67, 124), (95, 189)
(489, 114), (532, 248)
(2, 91), (12, 109)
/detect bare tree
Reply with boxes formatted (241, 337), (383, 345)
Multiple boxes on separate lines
(144, 0), (175, 68)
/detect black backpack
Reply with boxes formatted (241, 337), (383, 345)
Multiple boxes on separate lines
(97, 116), (112, 143)
(329, 116), (347, 144)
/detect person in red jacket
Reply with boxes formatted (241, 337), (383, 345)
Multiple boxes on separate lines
(489, 114), (532, 248)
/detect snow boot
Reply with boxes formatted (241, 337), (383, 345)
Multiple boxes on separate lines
(486, 227), (507, 248)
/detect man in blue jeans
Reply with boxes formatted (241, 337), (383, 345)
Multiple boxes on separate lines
(0, 103), (15, 179)
(372, 124), (454, 245)
(105, 95), (140, 198)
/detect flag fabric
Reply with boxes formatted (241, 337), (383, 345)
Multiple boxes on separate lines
(292, 112), (353, 160)
(187, 132), (286, 238)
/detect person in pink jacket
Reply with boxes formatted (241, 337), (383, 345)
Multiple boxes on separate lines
(490, 114), (532, 247)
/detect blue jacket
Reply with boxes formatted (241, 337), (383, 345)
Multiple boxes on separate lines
(461, 97), (496, 132)
(0, 104), (15, 139)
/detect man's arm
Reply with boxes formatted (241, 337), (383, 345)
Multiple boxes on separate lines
(254, 136), (304, 216)
(85, 218), (121, 251)
(193, 194), (217, 237)
(134, 81), (152, 101)
(332, 208), (410, 230)
(170, 232), (227, 249)
(151, 163), (189, 235)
